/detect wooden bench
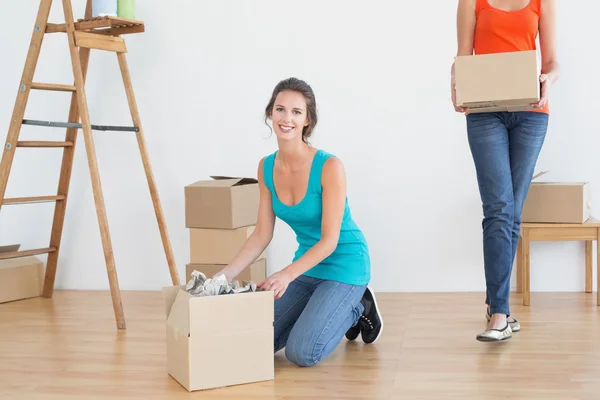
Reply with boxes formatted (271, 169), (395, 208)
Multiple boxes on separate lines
(516, 217), (600, 306)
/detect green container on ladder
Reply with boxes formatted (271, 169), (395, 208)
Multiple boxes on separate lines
(118, 0), (135, 19)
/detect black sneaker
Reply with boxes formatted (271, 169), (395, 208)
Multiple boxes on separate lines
(344, 286), (383, 344)
(345, 323), (361, 341)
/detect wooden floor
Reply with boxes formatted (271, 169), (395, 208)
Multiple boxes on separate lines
(1, 291), (600, 399)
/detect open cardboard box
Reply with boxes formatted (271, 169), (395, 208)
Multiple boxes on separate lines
(522, 171), (591, 223)
(455, 50), (541, 113)
(162, 285), (274, 392)
(185, 176), (259, 229)
(0, 244), (44, 303)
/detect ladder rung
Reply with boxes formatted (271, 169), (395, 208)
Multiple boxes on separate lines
(22, 119), (139, 132)
(45, 23), (66, 33)
(0, 247), (57, 261)
(30, 82), (77, 92)
(3, 195), (66, 205)
(17, 141), (74, 148)
(75, 32), (127, 53)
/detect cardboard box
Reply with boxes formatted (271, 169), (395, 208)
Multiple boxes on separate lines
(162, 285), (274, 392)
(186, 258), (267, 284)
(522, 172), (591, 223)
(185, 176), (259, 230)
(190, 225), (265, 264)
(0, 245), (44, 304)
(455, 50), (540, 113)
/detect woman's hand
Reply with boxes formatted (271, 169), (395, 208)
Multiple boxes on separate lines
(451, 78), (467, 113)
(532, 73), (552, 109)
(454, 0), (476, 113)
(212, 267), (234, 282)
(258, 269), (294, 300)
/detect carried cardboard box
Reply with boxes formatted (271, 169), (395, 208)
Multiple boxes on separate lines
(162, 285), (274, 392)
(190, 225), (265, 264)
(455, 50), (541, 113)
(0, 245), (44, 303)
(186, 258), (267, 284)
(185, 176), (259, 229)
(522, 171), (591, 223)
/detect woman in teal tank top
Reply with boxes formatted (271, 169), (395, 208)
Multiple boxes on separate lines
(216, 77), (383, 367)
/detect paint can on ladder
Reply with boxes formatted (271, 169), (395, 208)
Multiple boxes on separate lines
(92, 0), (118, 17)
(118, 0), (136, 20)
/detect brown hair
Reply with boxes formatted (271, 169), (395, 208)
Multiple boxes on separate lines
(264, 77), (318, 144)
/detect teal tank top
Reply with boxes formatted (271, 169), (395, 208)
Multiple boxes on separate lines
(263, 149), (370, 286)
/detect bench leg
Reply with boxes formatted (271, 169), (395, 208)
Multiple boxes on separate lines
(516, 237), (523, 293)
(522, 229), (531, 306)
(586, 240), (593, 293)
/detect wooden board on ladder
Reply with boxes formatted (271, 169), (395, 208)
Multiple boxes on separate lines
(0, 0), (180, 329)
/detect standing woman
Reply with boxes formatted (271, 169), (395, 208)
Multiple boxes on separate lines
(451, 0), (559, 341)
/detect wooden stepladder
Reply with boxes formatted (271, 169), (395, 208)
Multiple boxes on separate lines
(0, 0), (180, 329)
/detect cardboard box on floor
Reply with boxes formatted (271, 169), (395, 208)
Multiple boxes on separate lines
(185, 176), (259, 229)
(0, 245), (44, 303)
(190, 225), (265, 264)
(162, 285), (274, 392)
(522, 171), (591, 223)
(185, 258), (267, 284)
(455, 50), (540, 113)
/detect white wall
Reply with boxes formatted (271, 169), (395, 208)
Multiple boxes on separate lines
(0, 0), (598, 293)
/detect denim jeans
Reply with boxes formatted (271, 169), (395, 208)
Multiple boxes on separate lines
(466, 111), (549, 316)
(274, 275), (366, 367)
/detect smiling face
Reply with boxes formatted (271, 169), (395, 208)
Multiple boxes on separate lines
(264, 78), (318, 144)
(270, 90), (310, 143)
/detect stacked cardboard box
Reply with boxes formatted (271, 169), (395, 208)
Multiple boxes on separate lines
(160, 175), (274, 392)
(183, 175), (267, 283)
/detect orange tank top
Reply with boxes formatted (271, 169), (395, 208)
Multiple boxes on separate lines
(473, 0), (548, 114)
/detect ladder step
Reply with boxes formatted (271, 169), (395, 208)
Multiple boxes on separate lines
(3, 195), (66, 205)
(30, 83), (77, 92)
(75, 31), (127, 53)
(22, 119), (139, 132)
(0, 247), (57, 261)
(17, 141), (74, 148)
(45, 16), (145, 36)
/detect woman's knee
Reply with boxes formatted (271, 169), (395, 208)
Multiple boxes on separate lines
(284, 336), (322, 367)
(483, 199), (514, 220)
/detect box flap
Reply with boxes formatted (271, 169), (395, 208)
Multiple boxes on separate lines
(0, 244), (20, 254)
(187, 176), (258, 188)
(531, 171), (549, 181)
(162, 285), (186, 317)
(529, 171), (588, 185)
(166, 288), (193, 336)
(210, 176), (258, 186)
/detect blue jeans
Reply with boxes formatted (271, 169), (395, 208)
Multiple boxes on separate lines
(466, 111), (549, 316)
(274, 275), (366, 367)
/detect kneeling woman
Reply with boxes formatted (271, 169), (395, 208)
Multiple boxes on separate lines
(216, 77), (383, 367)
